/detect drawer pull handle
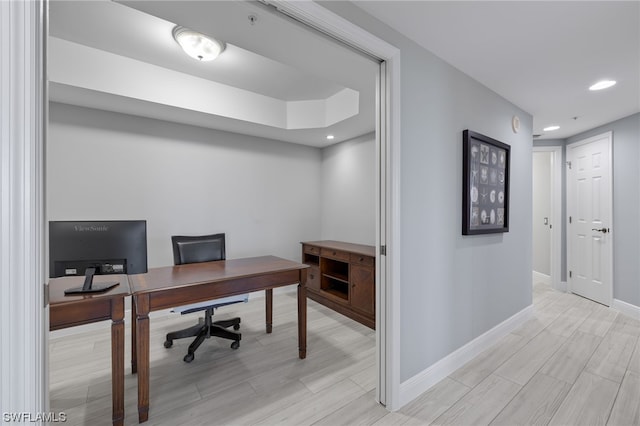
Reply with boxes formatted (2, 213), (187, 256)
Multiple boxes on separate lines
(359, 257), (364, 261)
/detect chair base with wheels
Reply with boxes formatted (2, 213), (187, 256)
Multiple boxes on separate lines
(164, 298), (245, 363)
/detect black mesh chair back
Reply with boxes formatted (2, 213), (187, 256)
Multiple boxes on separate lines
(172, 233), (225, 265)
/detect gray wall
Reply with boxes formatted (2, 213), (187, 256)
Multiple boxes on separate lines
(47, 103), (323, 267)
(532, 152), (551, 275)
(566, 113), (640, 307)
(320, 133), (376, 245)
(323, 2), (534, 382)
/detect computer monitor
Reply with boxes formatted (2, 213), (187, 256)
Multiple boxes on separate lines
(49, 220), (148, 294)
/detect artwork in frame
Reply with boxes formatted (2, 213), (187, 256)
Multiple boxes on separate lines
(462, 130), (510, 235)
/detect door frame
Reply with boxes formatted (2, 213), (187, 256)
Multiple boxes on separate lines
(11, 0), (404, 415)
(1, 0), (47, 414)
(268, 1), (402, 409)
(532, 146), (563, 291)
(566, 132), (613, 305)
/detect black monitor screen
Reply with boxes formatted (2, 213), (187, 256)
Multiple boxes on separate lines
(49, 220), (148, 278)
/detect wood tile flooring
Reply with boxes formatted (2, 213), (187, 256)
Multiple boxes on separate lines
(50, 282), (639, 425)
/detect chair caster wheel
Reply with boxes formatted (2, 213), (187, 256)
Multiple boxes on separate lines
(164, 340), (173, 348)
(233, 324), (240, 330)
(183, 353), (195, 363)
(230, 341), (240, 350)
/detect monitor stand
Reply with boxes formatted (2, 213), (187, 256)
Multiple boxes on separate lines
(64, 267), (119, 295)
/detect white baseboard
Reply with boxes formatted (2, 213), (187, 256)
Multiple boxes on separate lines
(532, 271), (551, 286)
(398, 304), (534, 409)
(612, 299), (640, 320)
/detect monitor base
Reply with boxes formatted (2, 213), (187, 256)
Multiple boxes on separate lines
(64, 281), (119, 295)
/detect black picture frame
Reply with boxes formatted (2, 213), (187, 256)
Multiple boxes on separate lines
(462, 130), (510, 235)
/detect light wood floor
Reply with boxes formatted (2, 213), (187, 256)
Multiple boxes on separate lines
(50, 282), (640, 425)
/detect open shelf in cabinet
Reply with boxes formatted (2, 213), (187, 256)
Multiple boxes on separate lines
(321, 258), (348, 282)
(303, 253), (319, 266)
(321, 275), (349, 300)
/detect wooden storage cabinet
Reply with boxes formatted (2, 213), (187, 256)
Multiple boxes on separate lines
(302, 250), (321, 291)
(301, 241), (375, 329)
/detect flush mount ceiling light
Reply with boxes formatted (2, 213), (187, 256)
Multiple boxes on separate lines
(326, 135), (335, 140)
(589, 80), (616, 91)
(172, 26), (225, 61)
(543, 125), (560, 132)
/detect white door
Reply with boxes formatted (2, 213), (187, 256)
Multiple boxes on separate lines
(567, 132), (613, 306)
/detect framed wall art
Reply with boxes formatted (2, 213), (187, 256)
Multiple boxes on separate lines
(462, 130), (510, 235)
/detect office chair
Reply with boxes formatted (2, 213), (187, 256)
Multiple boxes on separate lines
(164, 233), (248, 363)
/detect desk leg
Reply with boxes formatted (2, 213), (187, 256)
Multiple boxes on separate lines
(265, 289), (273, 334)
(297, 269), (307, 359)
(111, 298), (125, 426)
(135, 294), (151, 423)
(131, 298), (137, 374)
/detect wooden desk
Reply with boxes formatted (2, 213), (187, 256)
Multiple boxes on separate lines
(49, 275), (130, 426)
(128, 256), (308, 423)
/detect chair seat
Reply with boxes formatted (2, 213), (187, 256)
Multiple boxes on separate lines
(171, 294), (248, 315)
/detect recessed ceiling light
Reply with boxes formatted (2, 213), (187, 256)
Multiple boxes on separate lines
(543, 125), (560, 132)
(589, 80), (616, 91)
(172, 26), (225, 62)
(326, 135), (335, 140)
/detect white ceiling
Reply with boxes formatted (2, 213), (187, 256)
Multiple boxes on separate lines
(48, 0), (378, 147)
(354, 1), (640, 140)
(50, 1), (639, 144)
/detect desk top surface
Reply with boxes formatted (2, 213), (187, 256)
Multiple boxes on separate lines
(128, 255), (308, 294)
(49, 274), (131, 305)
(301, 240), (375, 257)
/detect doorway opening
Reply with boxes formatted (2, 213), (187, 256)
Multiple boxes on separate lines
(40, 0), (402, 416)
(532, 146), (563, 292)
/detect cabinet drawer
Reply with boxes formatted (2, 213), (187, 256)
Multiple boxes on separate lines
(351, 253), (374, 267)
(303, 244), (320, 255)
(321, 247), (350, 262)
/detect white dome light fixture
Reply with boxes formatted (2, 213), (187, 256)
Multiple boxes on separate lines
(172, 26), (225, 62)
(589, 80), (616, 91)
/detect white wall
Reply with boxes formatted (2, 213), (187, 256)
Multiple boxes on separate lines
(320, 133), (376, 245)
(532, 152), (551, 275)
(47, 103), (323, 267)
